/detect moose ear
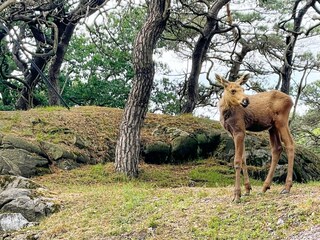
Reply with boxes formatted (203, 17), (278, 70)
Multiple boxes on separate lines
(215, 74), (229, 87)
(235, 73), (250, 85)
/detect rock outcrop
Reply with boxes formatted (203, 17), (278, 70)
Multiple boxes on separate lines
(0, 213), (31, 232)
(143, 126), (320, 183)
(0, 134), (92, 177)
(0, 176), (59, 232)
(144, 126), (221, 164)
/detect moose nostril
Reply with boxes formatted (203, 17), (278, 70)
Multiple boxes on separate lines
(241, 98), (249, 107)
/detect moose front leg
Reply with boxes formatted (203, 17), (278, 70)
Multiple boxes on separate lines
(233, 132), (245, 202)
(242, 154), (252, 196)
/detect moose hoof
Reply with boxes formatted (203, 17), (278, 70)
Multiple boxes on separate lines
(262, 185), (270, 193)
(280, 189), (290, 195)
(233, 197), (241, 203)
(233, 190), (241, 203)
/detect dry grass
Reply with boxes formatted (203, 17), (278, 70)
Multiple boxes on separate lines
(1, 107), (319, 239)
(0, 106), (221, 163)
(16, 162), (319, 240)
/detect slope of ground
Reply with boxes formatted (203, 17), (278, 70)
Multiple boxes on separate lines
(9, 161), (320, 240)
(0, 107), (319, 239)
(0, 106), (220, 163)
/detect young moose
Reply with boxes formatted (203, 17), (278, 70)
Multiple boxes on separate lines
(216, 73), (295, 202)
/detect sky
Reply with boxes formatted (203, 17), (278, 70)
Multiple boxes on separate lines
(80, 0), (320, 120)
(152, 1), (320, 120)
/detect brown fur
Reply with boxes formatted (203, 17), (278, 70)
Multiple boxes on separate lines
(216, 74), (295, 202)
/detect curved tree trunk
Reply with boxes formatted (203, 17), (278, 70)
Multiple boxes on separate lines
(181, 0), (230, 113)
(115, 0), (170, 177)
(15, 54), (49, 110)
(279, 0), (315, 94)
(228, 44), (251, 82)
(12, 1), (107, 109)
(48, 21), (76, 106)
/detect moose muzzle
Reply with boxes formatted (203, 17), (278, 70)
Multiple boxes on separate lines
(241, 97), (250, 108)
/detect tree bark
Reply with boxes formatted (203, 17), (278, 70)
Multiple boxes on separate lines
(229, 44), (252, 81)
(15, 53), (50, 110)
(181, 0), (230, 113)
(115, 0), (170, 177)
(0, 0), (16, 12)
(48, 21), (76, 106)
(279, 0), (316, 94)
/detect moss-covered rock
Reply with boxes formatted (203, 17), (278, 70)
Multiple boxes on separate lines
(195, 131), (221, 158)
(0, 134), (92, 178)
(144, 141), (171, 164)
(40, 141), (76, 161)
(0, 149), (49, 177)
(2, 135), (43, 155)
(213, 132), (320, 183)
(171, 135), (198, 163)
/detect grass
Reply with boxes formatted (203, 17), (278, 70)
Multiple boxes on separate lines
(0, 106), (222, 163)
(10, 160), (319, 240)
(1, 106), (319, 239)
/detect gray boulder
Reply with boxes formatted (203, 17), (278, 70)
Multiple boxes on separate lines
(1, 135), (43, 156)
(0, 213), (31, 232)
(40, 141), (93, 169)
(0, 175), (40, 191)
(0, 188), (57, 222)
(0, 176), (59, 223)
(0, 133), (93, 177)
(40, 141), (76, 161)
(171, 134), (198, 162)
(0, 149), (49, 177)
(144, 141), (171, 164)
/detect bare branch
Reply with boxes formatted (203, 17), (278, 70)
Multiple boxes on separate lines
(0, 0), (16, 12)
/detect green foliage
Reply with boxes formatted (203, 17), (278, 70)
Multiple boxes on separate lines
(0, 42), (19, 110)
(292, 110), (320, 154)
(292, 80), (320, 154)
(234, 12), (263, 23)
(150, 78), (181, 114)
(300, 80), (320, 110)
(62, 7), (146, 108)
(296, 51), (314, 62)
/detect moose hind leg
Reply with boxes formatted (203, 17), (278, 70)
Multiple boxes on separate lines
(279, 126), (295, 194)
(263, 127), (282, 193)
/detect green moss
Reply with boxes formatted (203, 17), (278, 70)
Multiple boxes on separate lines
(189, 166), (234, 187)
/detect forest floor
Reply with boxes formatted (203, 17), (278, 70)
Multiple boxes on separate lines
(10, 160), (320, 240)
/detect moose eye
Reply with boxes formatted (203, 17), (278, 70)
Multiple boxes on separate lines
(231, 89), (237, 95)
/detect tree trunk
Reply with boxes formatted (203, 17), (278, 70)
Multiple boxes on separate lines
(181, 0), (230, 113)
(279, 0), (315, 94)
(229, 44), (251, 81)
(15, 54), (49, 110)
(11, 1), (107, 109)
(48, 21), (76, 106)
(47, 0), (107, 106)
(115, 0), (170, 177)
(280, 35), (295, 94)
